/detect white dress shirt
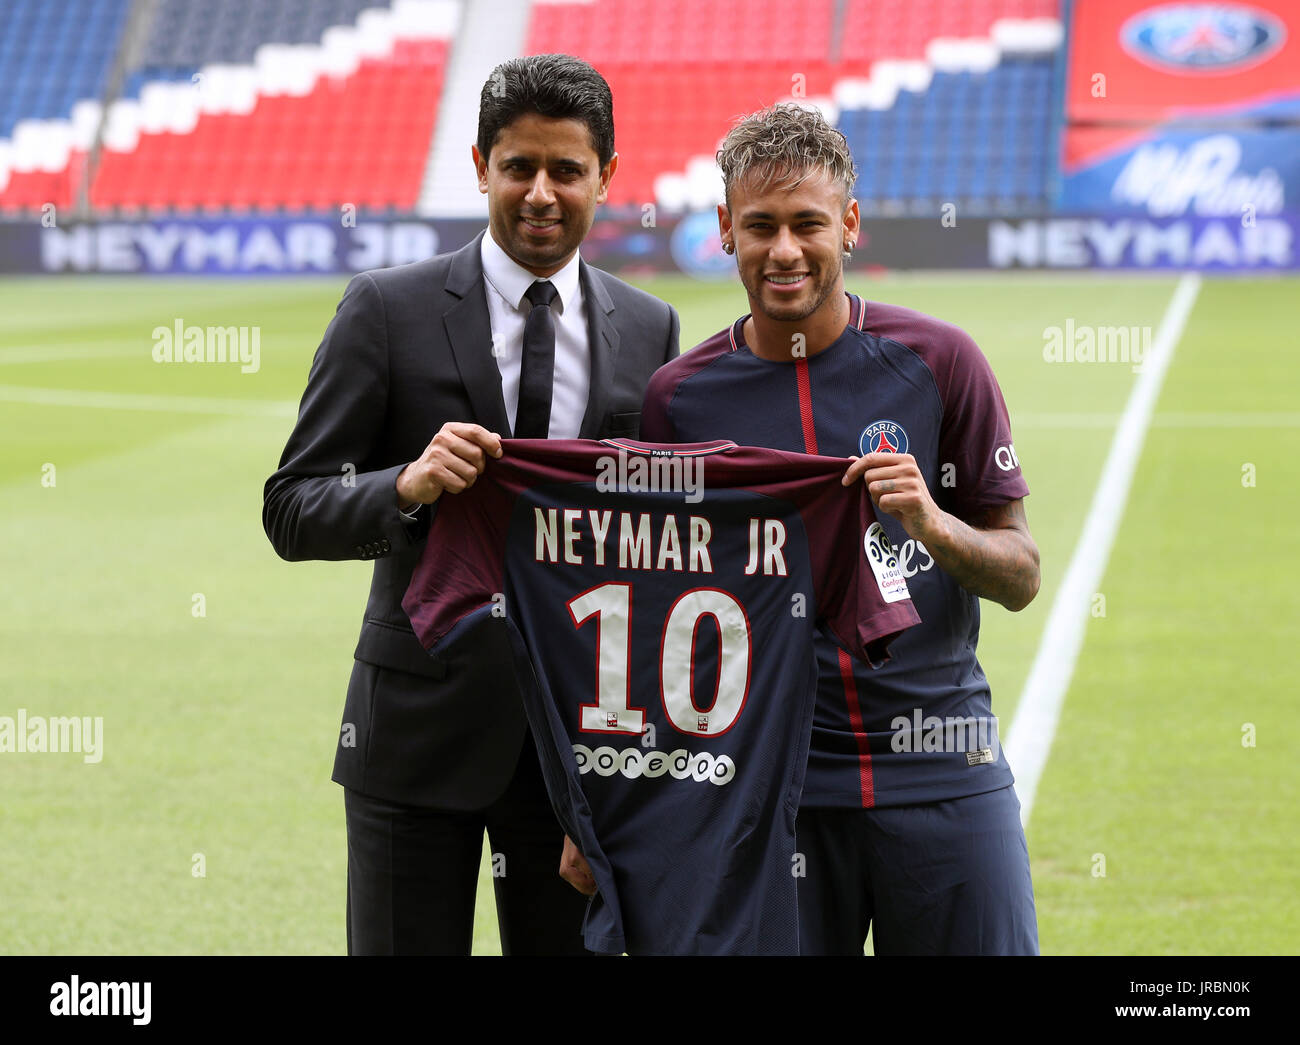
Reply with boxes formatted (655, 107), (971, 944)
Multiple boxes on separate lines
(480, 230), (590, 439)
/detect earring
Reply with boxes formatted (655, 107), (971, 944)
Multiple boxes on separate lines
(722, 242), (734, 255)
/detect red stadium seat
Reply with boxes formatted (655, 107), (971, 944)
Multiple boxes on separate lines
(79, 16), (452, 214)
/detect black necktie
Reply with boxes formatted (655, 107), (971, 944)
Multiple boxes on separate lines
(516, 279), (558, 438)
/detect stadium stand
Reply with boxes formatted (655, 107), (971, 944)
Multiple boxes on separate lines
(0, 0), (131, 213)
(839, 0), (1057, 65)
(1, 0), (1066, 220)
(509, 0), (1063, 216)
(90, 0), (457, 213)
(838, 50), (1060, 215)
(835, 7), (1062, 215)
(117, 0), (382, 98)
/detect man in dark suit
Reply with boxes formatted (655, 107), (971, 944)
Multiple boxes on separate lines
(263, 54), (679, 955)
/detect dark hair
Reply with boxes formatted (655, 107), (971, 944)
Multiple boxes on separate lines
(477, 54), (615, 168)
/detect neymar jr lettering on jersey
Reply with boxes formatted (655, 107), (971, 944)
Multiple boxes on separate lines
(532, 507), (792, 576)
(403, 438), (918, 955)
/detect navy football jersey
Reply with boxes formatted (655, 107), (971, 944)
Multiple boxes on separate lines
(402, 438), (919, 954)
(641, 294), (1031, 809)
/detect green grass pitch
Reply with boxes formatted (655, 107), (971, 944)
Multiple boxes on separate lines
(0, 272), (1295, 954)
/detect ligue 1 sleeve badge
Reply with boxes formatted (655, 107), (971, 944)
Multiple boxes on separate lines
(860, 419), (909, 456)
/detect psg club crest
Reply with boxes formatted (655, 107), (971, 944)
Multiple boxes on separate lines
(859, 419), (909, 456)
(1120, 4), (1286, 73)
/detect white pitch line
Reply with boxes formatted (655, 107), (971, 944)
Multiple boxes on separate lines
(0, 384), (295, 418)
(1004, 273), (1203, 829)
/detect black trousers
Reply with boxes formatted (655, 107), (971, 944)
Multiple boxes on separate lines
(344, 737), (591, 955)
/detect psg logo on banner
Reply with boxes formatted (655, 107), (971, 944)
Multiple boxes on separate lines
(670, 210), (734, 279)
(1120, 3), (1286, 73)
(859, 420), (909, 456)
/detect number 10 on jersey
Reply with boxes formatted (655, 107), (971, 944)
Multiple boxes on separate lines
(569, 582), (752, 738)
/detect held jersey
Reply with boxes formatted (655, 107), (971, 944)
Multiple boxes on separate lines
(641, 293), (1031, 809)
(402, 438), (919, 954)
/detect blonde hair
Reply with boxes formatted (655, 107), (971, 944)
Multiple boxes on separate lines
(717, 103), (857, 209)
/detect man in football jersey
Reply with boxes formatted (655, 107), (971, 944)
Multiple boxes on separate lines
(629, 103), (1042, 954)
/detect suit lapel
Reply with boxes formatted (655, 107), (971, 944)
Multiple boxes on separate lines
(579, 260), (619, 439)
(443, 232), (513, 437)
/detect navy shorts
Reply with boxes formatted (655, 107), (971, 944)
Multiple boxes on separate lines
(796, 784), (1039, 955)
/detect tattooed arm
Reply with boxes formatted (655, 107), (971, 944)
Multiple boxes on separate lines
(917, 498), (1040, 611)
(843, 452), (1041, 612)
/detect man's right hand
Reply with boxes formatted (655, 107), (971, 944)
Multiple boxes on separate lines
(559, 834), (597, 896)
(396, 422), (503, 509)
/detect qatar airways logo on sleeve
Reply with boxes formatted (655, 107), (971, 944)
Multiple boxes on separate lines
(1120, 4), (1286, 72)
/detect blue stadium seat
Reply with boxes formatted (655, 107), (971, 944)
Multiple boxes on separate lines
(0, 0), (129, 136)
(838, 52), (1055, 213)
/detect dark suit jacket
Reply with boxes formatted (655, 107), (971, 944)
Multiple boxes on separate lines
(263, 232), (679, 809)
